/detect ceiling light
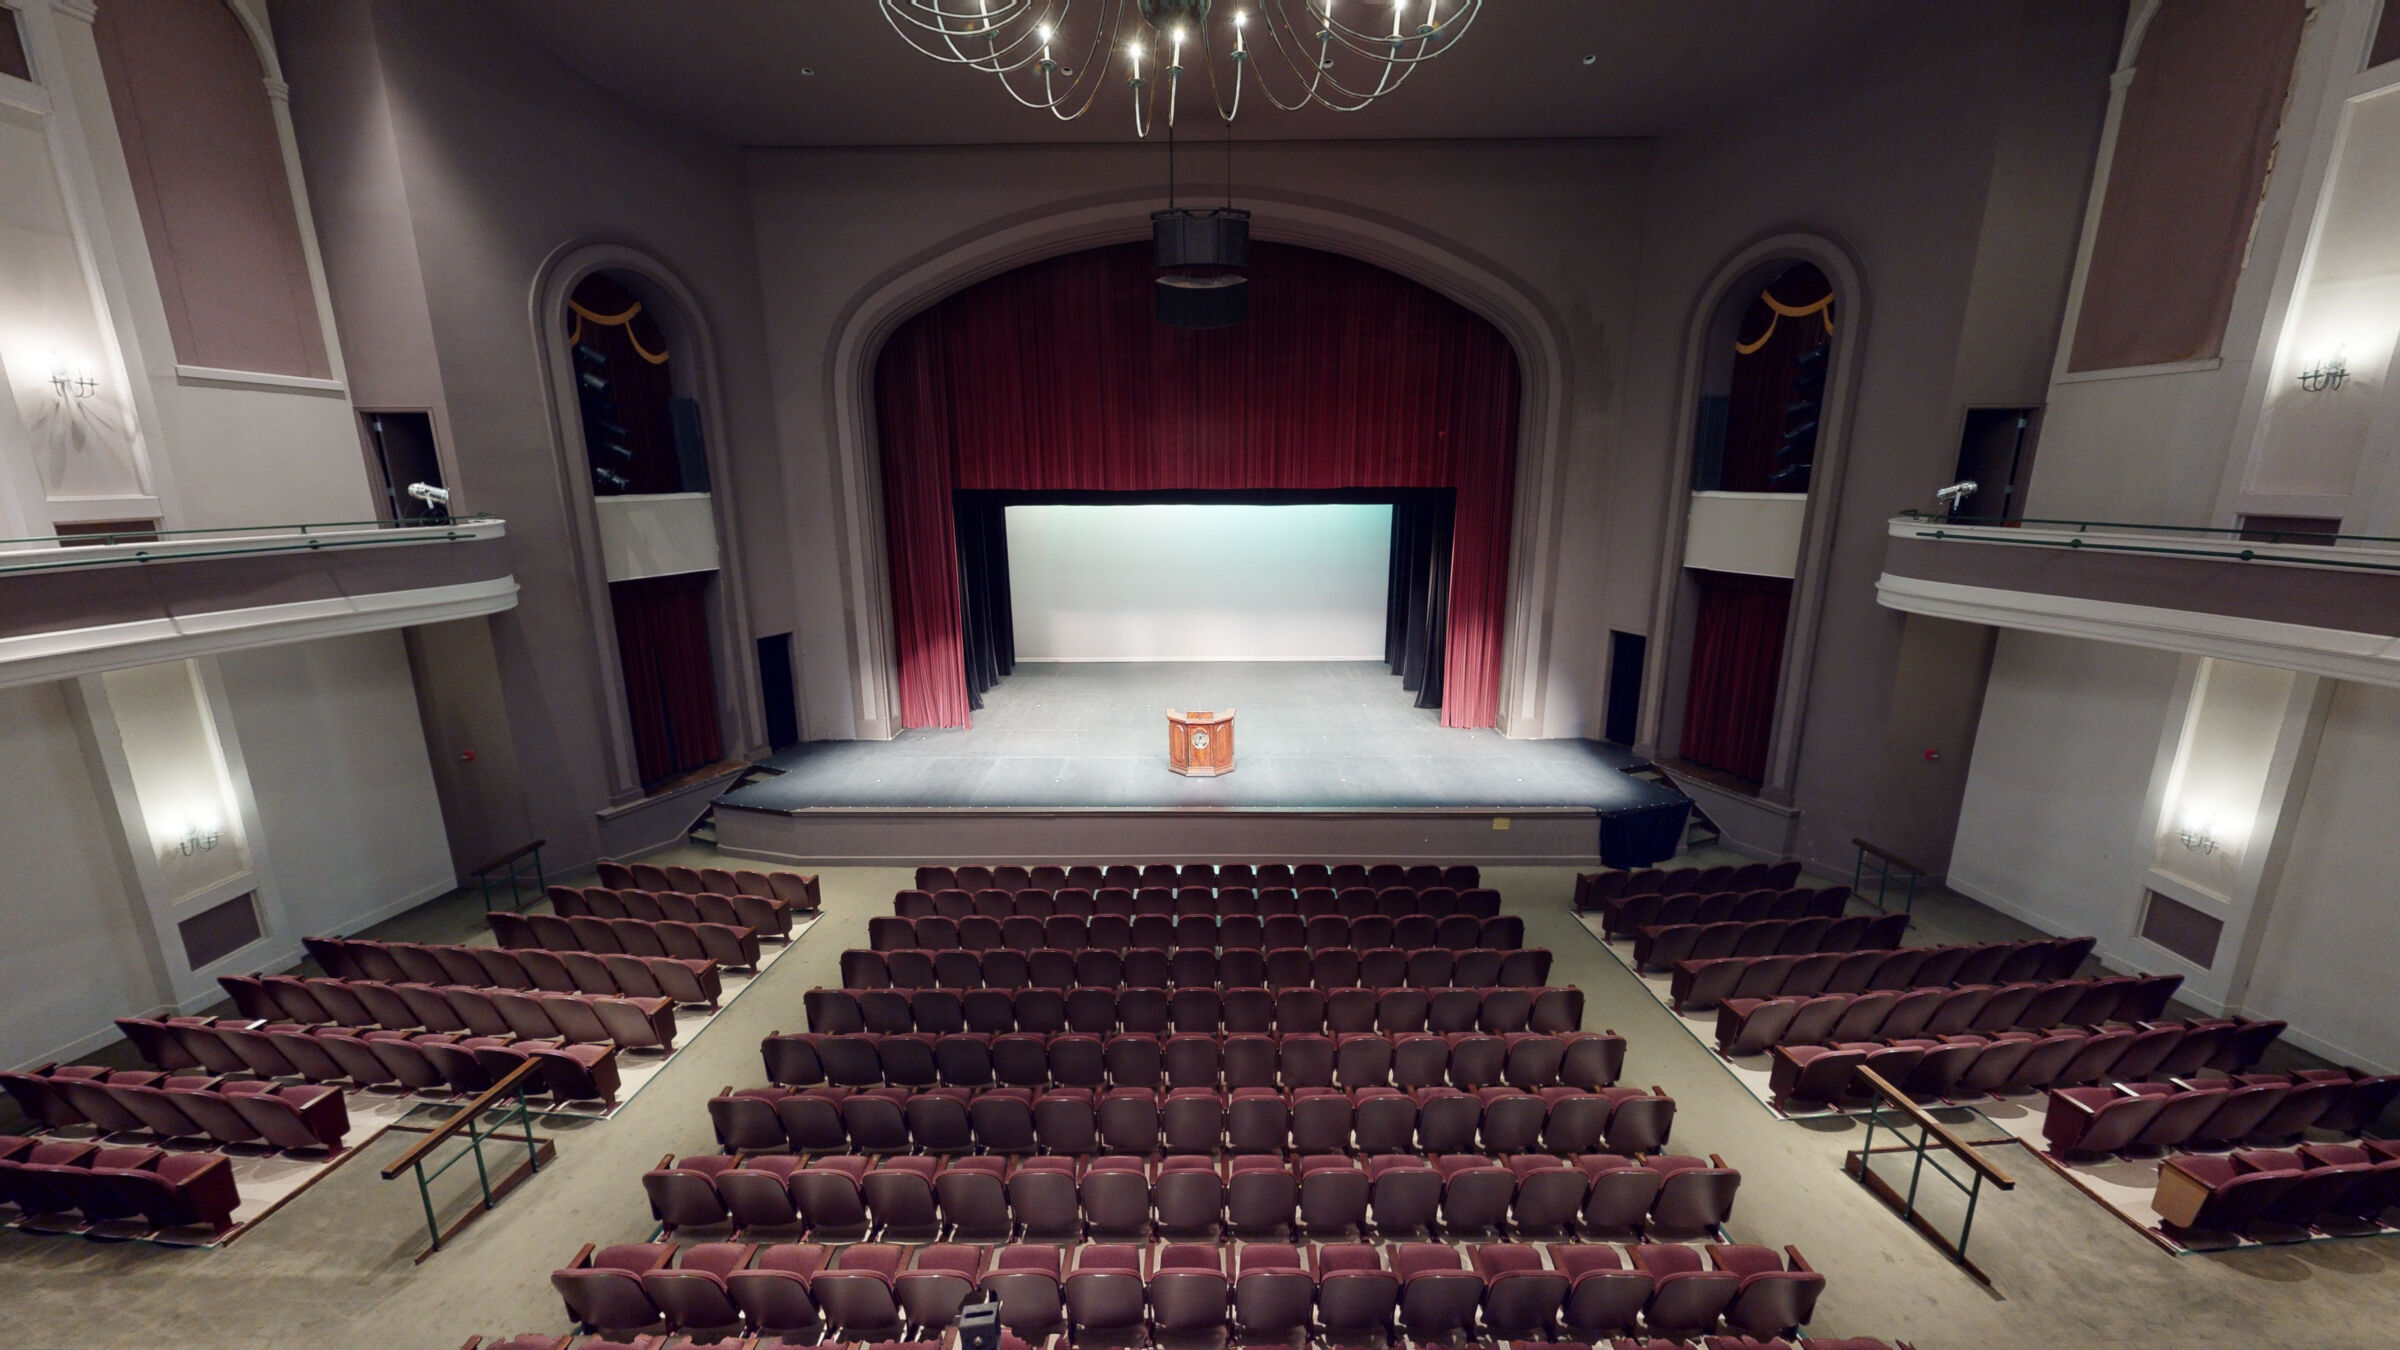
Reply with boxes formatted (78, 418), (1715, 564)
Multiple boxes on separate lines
(877, 0), (1482, 139)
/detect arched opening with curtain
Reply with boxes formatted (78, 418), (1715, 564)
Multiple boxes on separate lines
(1672, 261), (1837, 786)
(566, 270), (727, 787)
(872, 240), (1522, 730)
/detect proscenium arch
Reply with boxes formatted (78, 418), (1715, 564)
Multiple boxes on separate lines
(530, 240), (764, 803)
(816, 190), (1576, 742)
(1639, 229), (1868, 804)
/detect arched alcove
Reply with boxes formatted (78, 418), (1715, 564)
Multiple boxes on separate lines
(1643, 233), (1867, 802)
(533, 244), (760, 798)
(812, 193), (1575, 742)
(869, 239), (1523, 731)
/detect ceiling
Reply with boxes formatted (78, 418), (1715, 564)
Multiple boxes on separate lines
(485, 1), (1903, 147)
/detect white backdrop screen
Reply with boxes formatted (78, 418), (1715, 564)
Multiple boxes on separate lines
(1005, 503), (1394, 661)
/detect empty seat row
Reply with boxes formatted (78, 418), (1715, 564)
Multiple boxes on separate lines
(301, 937), (720, 1006)
(1597, 887), (1853, 943)
(708, 1084), (1678, 1159)
(806, 985), (1585, 1039)
(1577, 860), (1806, 909)
(763, 1030), (1627, 1095)
(220, 973), (681, 1053)
(110, 1016), (622, 1107)
(914, 862), (1482, 892)
(897, 885), (1503, 922)
(0, 1065), (345, 1153)
(2043, 1070), (2400, 1158)
(550, 885), (803, 937)
(869, 912), (1524, 955)
(1631, 912), (1909, 973)
(1714, 975), (2185, 1056)
(647, 1151), (1732, 1245)
(841, 945), (1548, 994)
(1596, 888), (1853, 942)
(596, 860), (820, 911)
(1766, 1018), (2289, 1108)
(555, 1238), (1814, 1344)
(493, 911), (763, 970)
(1672, 937), (2102, 1011)
(0, 1136), (239, 1235)
(2154, 1141), (2400, 1240)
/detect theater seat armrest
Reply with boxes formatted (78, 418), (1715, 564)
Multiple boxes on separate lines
(566, 1242), (596, 1269)
(1783, 1245), (1814, 1274)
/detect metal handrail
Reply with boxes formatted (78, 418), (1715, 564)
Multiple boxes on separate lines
(382, 1057), (543, 1179)
(1848, 1066), (2012, 1281)
(0, 514), (494, 548)
(1895, 523), (2400, 575)
(1851, 837), (1926, 919)
(382, 1057), (550, 1257)
(0, 519), (497, 577)
(1895, 509), (2400, 546)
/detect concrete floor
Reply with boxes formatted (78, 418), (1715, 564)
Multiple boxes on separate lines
(4, 845), (2395, 1349)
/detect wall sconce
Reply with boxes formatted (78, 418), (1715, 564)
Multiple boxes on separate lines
(2175, 820), (2218, 856)
(2296, 347), (2348, 393)
(49, 364), (97, 399)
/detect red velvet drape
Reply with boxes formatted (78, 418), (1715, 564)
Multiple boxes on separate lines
(1719, 264), (1832, 493)
(610, 573), (724, 784)
(1679, 570), (1792, 783)
(876, 241), (1520, 728)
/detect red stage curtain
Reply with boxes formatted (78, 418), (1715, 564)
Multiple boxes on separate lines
(1679, 570), (1792, 783)
(875, 241), (1520, 728)
(1719, 264), (1832, 493)
(610, 573), (724, 784)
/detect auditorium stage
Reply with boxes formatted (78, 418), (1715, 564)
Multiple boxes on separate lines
(712, 661), (1689, 866)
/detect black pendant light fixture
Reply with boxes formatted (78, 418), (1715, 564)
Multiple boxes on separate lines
(1152, 84), (1249, 329)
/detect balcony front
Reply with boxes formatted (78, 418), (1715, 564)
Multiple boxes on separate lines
(0, 517), (518, 688)
(1876, 514), (2400, 686)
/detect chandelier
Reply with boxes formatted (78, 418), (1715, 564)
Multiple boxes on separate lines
(877, 1), (1483, 137)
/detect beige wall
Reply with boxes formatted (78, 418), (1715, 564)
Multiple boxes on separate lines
(217, 630), (454, 940)
(1949, 628), (2182, 956)
(273, 0), (784, 869)
(2248, 679), (2400, 1071)
(0, 679), (164, 1068)
(1627, 0), (2116, 870)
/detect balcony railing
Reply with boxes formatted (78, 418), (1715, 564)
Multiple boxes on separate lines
(1890, 512), (2400, 574)
(0, 515), (501, 576)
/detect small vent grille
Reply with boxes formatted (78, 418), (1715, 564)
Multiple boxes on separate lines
(178, 893), (262, 969)
(2140, 890), (2223, 968)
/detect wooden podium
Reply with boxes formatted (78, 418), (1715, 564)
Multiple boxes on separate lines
(1166, 709), (1235, 777)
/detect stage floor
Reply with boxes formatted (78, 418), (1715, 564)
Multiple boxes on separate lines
(719, 661), (1680, 812)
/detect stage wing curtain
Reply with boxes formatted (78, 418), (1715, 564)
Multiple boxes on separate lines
(1385, 490), (1454, 709)
(876, 241), (1520, 729)
(954, 493), (1015, 709)
(1679, 569), (1792, 784)
(610, 573), (724, 785)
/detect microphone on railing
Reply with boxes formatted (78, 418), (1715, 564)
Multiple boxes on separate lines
(405, 482), (451, 523)
(1934, 481), (1978, 519)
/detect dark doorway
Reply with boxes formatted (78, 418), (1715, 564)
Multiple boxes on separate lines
(1605, 631), (1647, 747)
(757, 633), (800, 750)
(1952, 407), (2041, 522)
(361, 411), (445, 522)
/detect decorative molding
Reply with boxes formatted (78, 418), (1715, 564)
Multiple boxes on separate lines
(171, 363), (347, 395)
(47, 0), (96, 24)
(0, 576), (519, 689)
(2052, 357), (2223, 384)
(1875, 572), (2400, 687)
(0, 71), (50, 116)
(260, 76), (290, 103)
